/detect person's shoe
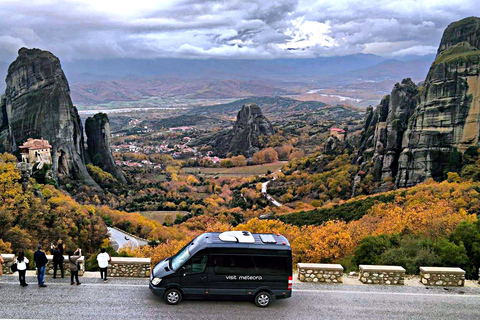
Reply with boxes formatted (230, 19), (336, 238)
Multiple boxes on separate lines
(71, 282), (74, 285)
(76, 282), (81, 285)
(24, 283), (28, 287)
(53, 277), (56, 279)
(104, 279), (108, 282)
(39, 284), (47, 287)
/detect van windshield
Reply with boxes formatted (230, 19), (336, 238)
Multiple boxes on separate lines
(171, 245), (191, 271)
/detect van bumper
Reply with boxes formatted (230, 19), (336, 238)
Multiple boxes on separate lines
(149, 282), (166, 297)
(273, 290), (292, 299)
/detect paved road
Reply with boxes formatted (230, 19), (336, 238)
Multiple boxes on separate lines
(261, 180), (282, 207)
(1, 276), (480, 320)
(107, 227), (147, 251)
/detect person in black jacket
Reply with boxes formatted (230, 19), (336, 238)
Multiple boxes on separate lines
(50, 240), (64, 278)
(34, 244), (48, 287)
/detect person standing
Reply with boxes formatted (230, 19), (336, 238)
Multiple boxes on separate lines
(34, 244), (48, 287)
(16, 251), (29, 287)
(68, 248), (82, 285)
(97, 248), (111, 282)
(0, 254), (4, 287)
(50, 241), (64, 279)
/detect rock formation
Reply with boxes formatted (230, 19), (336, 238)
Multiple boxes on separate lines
(323, 136), (345, 155)
(356, 17), (480, 190)
(0, 48), (97, 185)
(85, 113), (127, 183)
(396, 17), (480, 187)
(0, 48), (121, 187)
(355, 79), (418, 190)
(195, 103), (275, 157)
(227, 103), (275, 156)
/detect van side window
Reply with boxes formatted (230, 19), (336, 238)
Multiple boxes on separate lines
(252, 256), (289, 276)
(184, 255), (208, 274)
(213, 255), (255, 275)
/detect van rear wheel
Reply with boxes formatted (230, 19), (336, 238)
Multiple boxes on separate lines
(254, 292), (272, 308)
(164, 288), (183, 305)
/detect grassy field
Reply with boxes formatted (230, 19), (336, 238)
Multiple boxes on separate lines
(140, 211), (190, 224)
(181, 161), (286, 177)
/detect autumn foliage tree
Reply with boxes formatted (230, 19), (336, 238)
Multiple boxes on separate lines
(253, 148), (279, 164)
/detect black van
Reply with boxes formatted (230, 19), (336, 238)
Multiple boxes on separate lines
(149, 231), (292, 307)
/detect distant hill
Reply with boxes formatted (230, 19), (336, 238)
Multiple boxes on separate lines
(188, 96), (328, 116)
(61, 54), (388, 82)
(70, 78), (290, 105)
(347, 57), (433, 82)
(140, 114), (232, 130)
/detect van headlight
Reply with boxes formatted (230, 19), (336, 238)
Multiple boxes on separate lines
(151, 277), (162, 286)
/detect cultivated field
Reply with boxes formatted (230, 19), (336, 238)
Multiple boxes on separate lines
(181, 161), (286, 177)
(140, 211), (190, 224)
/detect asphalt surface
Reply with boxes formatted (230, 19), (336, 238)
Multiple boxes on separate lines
(1, 276), (480, 320)
(107, 227), (147, 250)
(261, 180), (282, 207)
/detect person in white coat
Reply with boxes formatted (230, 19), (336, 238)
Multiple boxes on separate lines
(97, 248), (111, 282)
(16, 251), (29, 287)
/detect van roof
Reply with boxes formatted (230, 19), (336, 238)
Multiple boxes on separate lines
(188, 232), (291, 253)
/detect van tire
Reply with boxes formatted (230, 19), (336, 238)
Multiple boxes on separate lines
(254, 291), (272, 308)
(164, 288), (183, 305)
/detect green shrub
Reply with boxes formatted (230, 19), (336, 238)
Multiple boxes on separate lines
(353, 235), (393, 266)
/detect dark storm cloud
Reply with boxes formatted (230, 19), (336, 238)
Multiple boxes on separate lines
(0, 0), (477, 61)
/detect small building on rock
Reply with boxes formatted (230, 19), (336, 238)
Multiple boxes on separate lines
(329, 128), (346, 141)
(19, 138), (52, 165)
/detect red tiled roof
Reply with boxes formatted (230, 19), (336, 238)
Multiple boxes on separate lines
(19, 138), (52, 150)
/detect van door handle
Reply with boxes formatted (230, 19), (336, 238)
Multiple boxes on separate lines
(200, 276), (207, 280)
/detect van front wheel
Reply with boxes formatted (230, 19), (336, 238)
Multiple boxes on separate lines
(164, 288), (183, 305)
(254, 292), (272, 308)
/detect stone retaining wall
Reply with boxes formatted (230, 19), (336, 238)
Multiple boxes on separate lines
(45, 255), (85, 277)
(298, 263), (343, 283)
(108, 257), (151, 278)
(359, 265), (406, 285)
(1, 254), (15, 275)
(420, 267), (465, 286)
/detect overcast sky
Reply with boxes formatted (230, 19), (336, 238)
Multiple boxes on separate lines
(0, 0), (477, 62)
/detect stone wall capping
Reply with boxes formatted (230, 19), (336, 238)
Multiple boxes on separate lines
(359, 265), (406, 272)
(0, 254), (15, 261)
(419, 267), (465, 275)
(297, 263), (344, 272)
(110, 257), (151, 264)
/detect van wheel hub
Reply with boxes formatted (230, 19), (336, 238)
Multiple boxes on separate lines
(167, 292), (179, 303)
(257, 294), (270, 306)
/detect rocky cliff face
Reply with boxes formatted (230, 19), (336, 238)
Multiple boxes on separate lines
(355, 79), (418, 190)
(396, 17), (480, 187)
(355, 17), (480, 190)
(85, 113), (127, 183)
(0, 48), (99, 186)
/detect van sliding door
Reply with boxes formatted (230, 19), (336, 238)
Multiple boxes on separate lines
(208, 254), (257, 296)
